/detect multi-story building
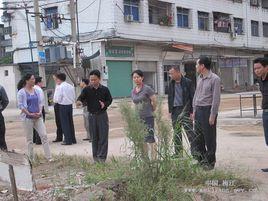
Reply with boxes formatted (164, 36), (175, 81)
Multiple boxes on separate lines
(2, 0), (268, 99)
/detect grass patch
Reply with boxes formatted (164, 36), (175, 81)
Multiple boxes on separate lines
(31, 100), (256, 200)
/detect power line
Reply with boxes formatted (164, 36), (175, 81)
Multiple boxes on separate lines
(78, 0), (98, 14)
(95, 0), (101, 30)
(1, 0), (69, 10)
(39, 0), (70, 8)
(42, 20), (67, 39)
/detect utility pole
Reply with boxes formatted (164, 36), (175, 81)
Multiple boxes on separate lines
(70, 0), (77, 43)
(33, 0), (46, 81)
(75, 0), (80, 43)
(70, 0), (82, 96)
(25, 8), (34, 71)
(70, 0), (78, 70)
(33, 0), (48, 109)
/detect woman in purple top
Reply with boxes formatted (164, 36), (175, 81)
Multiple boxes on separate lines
(131, 70), (157, 159)
(17, 74), (52, 161)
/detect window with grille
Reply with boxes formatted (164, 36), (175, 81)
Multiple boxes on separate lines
(177, 7), (189, 28)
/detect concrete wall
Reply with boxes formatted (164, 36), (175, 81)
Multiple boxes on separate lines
(0, 65), (21, 108)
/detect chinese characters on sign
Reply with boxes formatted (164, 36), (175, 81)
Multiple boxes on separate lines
(105, 46), (134, 57)
(219, 58), (248, 68)
(38, 51), (46, 64)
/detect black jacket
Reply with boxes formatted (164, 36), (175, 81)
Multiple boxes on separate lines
(77, 84), (113, 114)
(168, 77), (195, 114)
(0, 85), (9, 112)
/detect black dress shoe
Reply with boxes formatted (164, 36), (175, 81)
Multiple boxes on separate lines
(261, 168), (268, 172)
(35, 142), (42, 145)
(61, 142), (72, 145)
(53, 139), (62, 143)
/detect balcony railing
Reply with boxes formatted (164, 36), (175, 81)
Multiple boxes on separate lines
(148, 0), (174, 26)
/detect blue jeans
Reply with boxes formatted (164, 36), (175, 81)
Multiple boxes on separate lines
(262, 111), (268, 146)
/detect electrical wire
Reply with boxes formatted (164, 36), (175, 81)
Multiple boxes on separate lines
(40, 11), (72, 37)
(39, 0), (70, 8)
(95, 0), (101, 31)
(78, 0), (98, 14)
(2, 0), (69, 10)
(42, 19), (67, 39)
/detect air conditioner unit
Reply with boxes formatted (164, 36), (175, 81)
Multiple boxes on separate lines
(45, 46), (71, 63)
(124, 14), (134, 22)
(230, 31), (237, 39)
(3, 27), (12, 35)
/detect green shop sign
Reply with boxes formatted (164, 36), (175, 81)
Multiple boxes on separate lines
(105, 46), (134, 57)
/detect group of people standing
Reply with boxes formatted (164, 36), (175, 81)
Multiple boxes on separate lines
(0, 55), (266, 172)
(0, 55), (221, 170)
(15, 70), (112, 163)
(133, 56), (221, 170)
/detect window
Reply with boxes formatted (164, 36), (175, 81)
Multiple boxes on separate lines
(198, 11), (209, 31)
(250, 0), (260, 6)
(44, 7), (59, 29)
(234, 18), (243, 35)
(263, 0), (268, 9)
(124, 0), (139, 22)
(251, 20), (259, 36)
(213, 12), (231, 33)
(177, 7), (189, 28)
(263, 22), (268, 37)
(148, 0), (173, 26)
(4, 70), (8, 76)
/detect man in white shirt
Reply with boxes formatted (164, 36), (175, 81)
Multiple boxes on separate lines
(53, 75), (63, 142)
(54, 73), (76, 145)
(33, 77), (45, 145)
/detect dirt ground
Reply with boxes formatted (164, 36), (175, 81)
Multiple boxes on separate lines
(1, 95), (268, 200)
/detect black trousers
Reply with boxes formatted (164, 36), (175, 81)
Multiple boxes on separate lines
(88, 111), (109, 161)
(0, 112), (7, 150)
(54, 103), (63, 141)
(59, 104), (76, 144)
(33, 107), (45, 144)
(171, 106), (196, 156)
(194, 106), (217, 167)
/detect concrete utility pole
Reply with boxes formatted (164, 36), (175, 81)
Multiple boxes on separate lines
(33, 0), (46, 83)
(70, 0), (77, 43)
(70, 0), (78, 69)
(33, 0), (48, 109)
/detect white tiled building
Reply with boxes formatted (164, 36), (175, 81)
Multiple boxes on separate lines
(2, 0), (268, 99)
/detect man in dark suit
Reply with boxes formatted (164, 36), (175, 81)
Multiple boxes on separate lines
(168, 66), (196, 157)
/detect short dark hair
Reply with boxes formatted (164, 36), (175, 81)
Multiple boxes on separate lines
(35, 76), (42, 84)
(170, 66), (180, 72)
(81, 78), (89, 85)
(89, 69), (101, 79)
(253, 57), (268, 67)
(131, 69), (144, 77)
(198, 56), (212, 70)
(55, 73), (66, 81)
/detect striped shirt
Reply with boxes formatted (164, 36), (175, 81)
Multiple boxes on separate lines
(193, 71), (221, 118)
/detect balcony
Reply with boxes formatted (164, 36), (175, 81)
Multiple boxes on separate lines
(213, 12), (231, 33)
(148, 0), (174, 26)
